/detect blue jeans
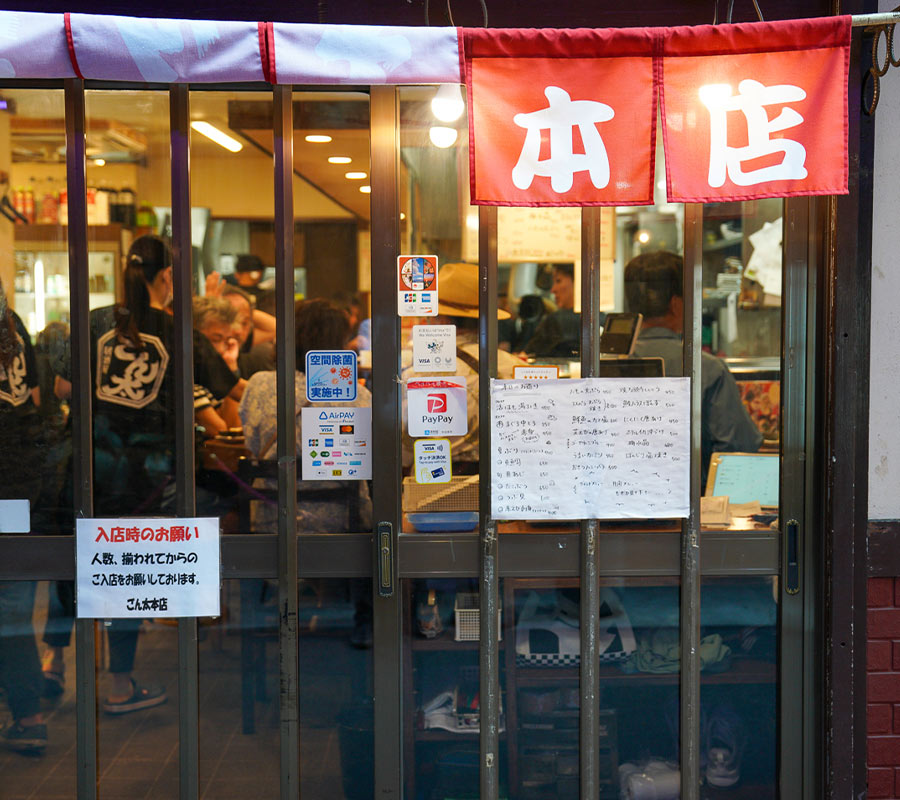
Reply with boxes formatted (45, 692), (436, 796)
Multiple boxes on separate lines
(0, 581), (42, 720)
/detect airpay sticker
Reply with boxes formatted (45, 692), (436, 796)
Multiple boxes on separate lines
(398, 255), (438, 317)
(412, 324), (456, 372)
(414, 439), (452, 484)
(406, 376), (468, 437)
(306, 350), (357, 402)
(301, 407), (372, 480)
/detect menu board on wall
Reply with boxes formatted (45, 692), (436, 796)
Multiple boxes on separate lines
(464, 206), (616, 310)
(491, 378), (690, 520)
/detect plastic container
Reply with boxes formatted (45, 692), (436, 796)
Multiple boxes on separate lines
(407, 511), (478, 532)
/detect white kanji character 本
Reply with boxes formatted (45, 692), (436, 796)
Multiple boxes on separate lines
(511, 86), (615, 193)
(699, 79), (808, 188)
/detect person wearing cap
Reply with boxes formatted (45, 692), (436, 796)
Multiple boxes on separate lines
(402, 261), (527, 471)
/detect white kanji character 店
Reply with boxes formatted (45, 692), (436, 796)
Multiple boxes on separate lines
(511, 86), (614, 193)
(699, 79), (809, 188)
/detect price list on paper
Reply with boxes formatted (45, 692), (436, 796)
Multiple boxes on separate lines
(491, 378), (690, 520)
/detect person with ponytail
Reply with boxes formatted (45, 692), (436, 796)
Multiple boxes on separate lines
(0, 278), (48, 753)
(90, 234), (241, 715)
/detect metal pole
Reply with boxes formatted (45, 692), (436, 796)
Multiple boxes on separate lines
(65, 76), (98, 800)
(169, 83), (200, 800)
(680, 205), (703, 800)
(851, 11), (900, 26)
(273, 83), (299, 800)
(579, 208), (603, 799)
(369, 84), (403, 800)
(478, 204), (500, 800)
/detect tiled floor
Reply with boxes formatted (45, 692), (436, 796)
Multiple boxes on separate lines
(0, 581), (370, 800)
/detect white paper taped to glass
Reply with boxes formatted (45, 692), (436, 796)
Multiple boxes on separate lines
(491, 378), (690, 520)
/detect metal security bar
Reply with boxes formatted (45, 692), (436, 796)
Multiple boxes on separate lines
(681, 204), (704, 800)
(272, 84), (300, 800)
(65, 77), (98, 800)
(169, 83), (201, 800)
(477, 204), (500, 800)
(369, 85), (404, 800)
(579, 207), (604, 799)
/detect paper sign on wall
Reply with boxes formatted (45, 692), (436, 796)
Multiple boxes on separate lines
(301, 406), (372, 480)
(491, 378), (690, 519)
(0, 500), (30, 533)
(414, 438), (452, 483)
(407, 377), (468, 437)
(76, 517), (220, 619)
(398, 255), (438, 316)
(306, 350), (358, 402)
(412, 324), (457, 372)
(513, 365), (559, 380)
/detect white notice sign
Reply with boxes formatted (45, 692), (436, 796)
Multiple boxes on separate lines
(412, 324), (457, 372)
(491, 378), (690, 519)
(301, 406), (372, 480)
(76, 517), (220, 618)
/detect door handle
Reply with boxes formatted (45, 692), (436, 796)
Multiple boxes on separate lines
(377, 521), (394, 597)
(786, 519), (800, 595)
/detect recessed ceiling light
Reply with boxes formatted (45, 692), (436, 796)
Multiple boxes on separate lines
(345, 171), (368, 180)
(359, 185), (371, 194)
(305, 134), (332, 143)
(191, 121), (242, 153)
(93, 158), (106, 167)
(328, 156), (352, 164)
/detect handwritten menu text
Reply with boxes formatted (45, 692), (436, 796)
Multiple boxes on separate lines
(491, 378), (690, 520)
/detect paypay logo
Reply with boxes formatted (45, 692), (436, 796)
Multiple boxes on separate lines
(426, 393), (447, 413)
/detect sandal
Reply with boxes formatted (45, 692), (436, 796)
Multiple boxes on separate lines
(102, 680), (167, 715)
(40, 652), (65, 698)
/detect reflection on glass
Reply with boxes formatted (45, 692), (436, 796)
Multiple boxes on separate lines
(506, 579), (682, 800)
(200, 579), (372, 799)
(404, 578), (495, 800)
(696, 200), (782, 517)
(699, 577), (777, 796)
(80, 90), (176, 791)
(189, 91), (278, 530)
(0, 88), (73, 790)
(399, 87), (485, 533)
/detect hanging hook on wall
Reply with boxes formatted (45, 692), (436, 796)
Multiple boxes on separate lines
(712, 0), (765, 25)
(864, 8), (900, 116)
(424, 0), (488, 27)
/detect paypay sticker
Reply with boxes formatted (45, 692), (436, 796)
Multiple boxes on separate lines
(414, 439), (452, 484)
(407, 377), (468, 437)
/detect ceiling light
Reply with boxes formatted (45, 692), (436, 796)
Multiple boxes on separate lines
(191, 121), (242, 153)
(400, 212), (406, 220)
(345, 171), (368, 180)
(429, 126), (458, 148)
(431, 84), (465, 123)
(328, 156), (352, 164)
(637, 230), (651, 244)
(305, 134), (332, 143)
(93, 158), (106, 167)
(359, 185), (371, 194)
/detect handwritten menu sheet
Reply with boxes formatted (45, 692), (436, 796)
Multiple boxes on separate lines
(491, 378), (690, 520)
